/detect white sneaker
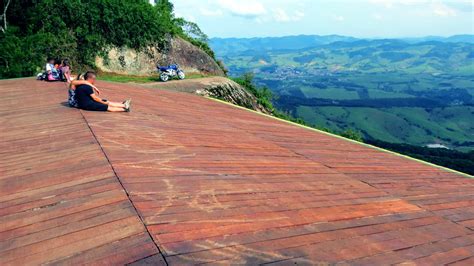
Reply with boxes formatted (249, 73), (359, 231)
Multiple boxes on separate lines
(124, 99), (132, 109)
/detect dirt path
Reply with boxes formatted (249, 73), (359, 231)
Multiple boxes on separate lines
(141, 76), (234, 93)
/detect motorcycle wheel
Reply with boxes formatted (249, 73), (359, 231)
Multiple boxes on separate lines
(160, 73), (169, 82)
(177, 70), (185, 80)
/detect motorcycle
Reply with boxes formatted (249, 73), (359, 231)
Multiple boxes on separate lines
(157, 64), (185, 82)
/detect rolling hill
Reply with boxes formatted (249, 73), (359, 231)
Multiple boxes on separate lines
(211, 35), (474, 151)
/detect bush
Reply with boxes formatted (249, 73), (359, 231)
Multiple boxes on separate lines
(232, 73), (275, 111)
(341, 129), (363, 142)
(1, 29), (48, 78)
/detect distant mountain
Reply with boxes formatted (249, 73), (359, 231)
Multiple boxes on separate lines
(210, 35), (474, 56)
(210, 35), (358, 55)
(446, 34), (474, 43)
(218, 39), (474, 76)
(402, 35), (474, 44)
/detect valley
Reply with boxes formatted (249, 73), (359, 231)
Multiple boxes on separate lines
(212, 35), (474, 151)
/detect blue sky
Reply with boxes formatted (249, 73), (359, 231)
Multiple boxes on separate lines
(167, 0), (473, 38)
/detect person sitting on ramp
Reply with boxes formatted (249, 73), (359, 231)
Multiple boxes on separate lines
(71, 71), (131, 112)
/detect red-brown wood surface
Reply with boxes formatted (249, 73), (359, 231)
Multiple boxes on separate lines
(1, 78), (473, 265)
(0, 78), (164, 265)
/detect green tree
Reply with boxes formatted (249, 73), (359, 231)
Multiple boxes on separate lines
(233, 73), (275, 111)
(341, 129), (363, 142)
(175, 18), (209, 43)
(0, 0), (189, 78)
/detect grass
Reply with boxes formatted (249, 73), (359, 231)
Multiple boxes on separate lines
(368, 89), (414, 98)
(296, 105), (474, 150)
(300, 87), (359, 99)
(97, 72), (210, 83)
(98, 73), (159, 83)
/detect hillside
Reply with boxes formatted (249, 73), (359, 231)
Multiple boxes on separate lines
(1, 0), (224, 78)
(96, 37), (224, 76)
(2, 78), (473, 264)
(141, 76), (272, 114)
(212, 37), (474, 151)
(210, 35), (358, 55)
(211, 34), (474, 55)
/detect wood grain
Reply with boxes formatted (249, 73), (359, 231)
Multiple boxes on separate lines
(2, 78), (473, 264)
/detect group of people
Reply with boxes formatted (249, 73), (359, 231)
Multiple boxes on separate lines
(68, 71), (132, 112)
(40, 58), (132, 112)
(43, 58), (72, 82)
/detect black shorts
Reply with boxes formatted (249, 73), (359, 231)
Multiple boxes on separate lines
(81, 102), (108, 112)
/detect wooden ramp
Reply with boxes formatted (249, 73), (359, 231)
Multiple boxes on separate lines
(1, 78), (473, 265)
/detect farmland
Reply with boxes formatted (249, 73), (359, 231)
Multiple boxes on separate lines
(212, 36), (474, 151)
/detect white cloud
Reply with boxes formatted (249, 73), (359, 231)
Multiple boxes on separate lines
(332, 15), (345, 22)
(174, 12), (197, 22)
(432, 2), (457, 16)
(273, 8), (291, 22)
(200, 7), (223, 17)
(216, 0), (266, 18)
(272, 8), (305, 22)
(445, 0), (473, 13)
(372, 13), (384, 20)
(294, 10), (305, 19)
(169, 0), (473, 38)
(369, 0), (459, 17)
(369, 0), (430, 8)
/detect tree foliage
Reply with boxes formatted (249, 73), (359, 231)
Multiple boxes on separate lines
(233, 73), (275, 111)
(0, 0), (217, 78)
(341, 129), (363, 142)
(367, 139), (474, 175)
(175, 18), (208, 43)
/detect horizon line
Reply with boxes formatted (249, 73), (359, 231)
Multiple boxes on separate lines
(209, 33), (474, 40)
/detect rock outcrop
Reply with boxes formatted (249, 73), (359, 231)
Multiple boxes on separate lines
(96, 36), (269, 114)
(142, 76), (273, 115)
(195, 78), (273, 115)
(96, 37), (224, 76)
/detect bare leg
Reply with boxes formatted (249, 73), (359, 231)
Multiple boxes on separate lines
(107, 106), (126, 112)
(107, 101), (126, 108)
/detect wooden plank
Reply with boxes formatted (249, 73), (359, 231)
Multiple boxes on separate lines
(81, 79), (473, 264)
(2, 78), (473, 264)
(0, 79), (163, 264)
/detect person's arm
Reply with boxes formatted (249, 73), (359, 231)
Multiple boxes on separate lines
(70, 79), (89, 89)
(90, 93), (108, 105)
(70, 80), (100, 94)
(65, 68), (72, 83)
